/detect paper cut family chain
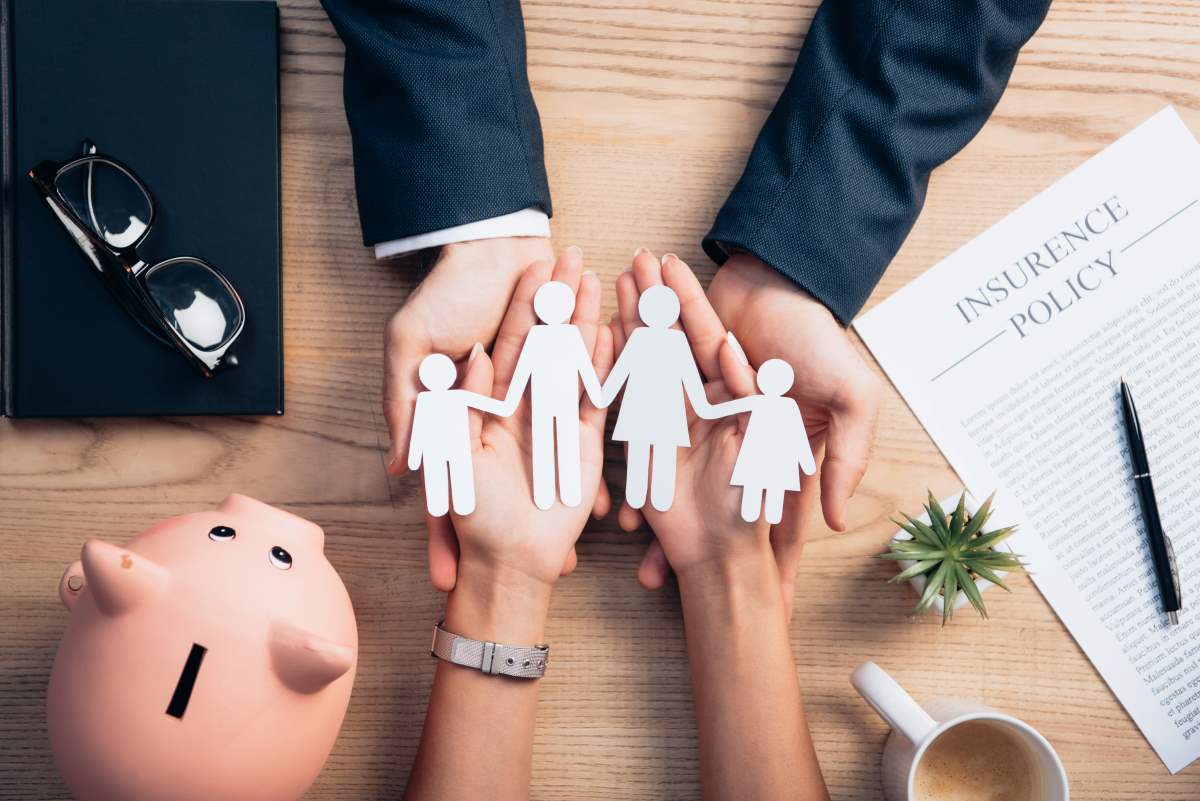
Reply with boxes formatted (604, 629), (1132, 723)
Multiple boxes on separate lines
(407, 280), (816, 523)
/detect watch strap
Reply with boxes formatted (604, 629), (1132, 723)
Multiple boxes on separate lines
(430, 621), (549, 679)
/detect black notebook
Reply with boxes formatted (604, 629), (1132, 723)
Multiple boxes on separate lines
(0, 0), (282, 416)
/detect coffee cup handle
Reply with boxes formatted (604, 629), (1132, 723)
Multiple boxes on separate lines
(851, 662), (937, 746)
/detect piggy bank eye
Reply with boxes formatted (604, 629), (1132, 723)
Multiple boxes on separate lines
(269, 546), (293, 570)
(208, 526), (236, 542)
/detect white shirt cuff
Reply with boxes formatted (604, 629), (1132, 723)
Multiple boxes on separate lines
(373, 207), (551, 260)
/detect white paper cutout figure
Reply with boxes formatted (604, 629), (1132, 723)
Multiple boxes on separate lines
(601, 285), (714, 512)
(408, 353), (511, 517)
(707, 358), (816, 524)
(503, 281), (604, 510)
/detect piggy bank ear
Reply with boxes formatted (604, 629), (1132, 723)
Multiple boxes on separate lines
(269, 621), (355, 693)
(80, 539), (171, 616)
(58, 561), (85, 610)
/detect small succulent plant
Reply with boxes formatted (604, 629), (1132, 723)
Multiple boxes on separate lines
(881, 491), (1024, 624)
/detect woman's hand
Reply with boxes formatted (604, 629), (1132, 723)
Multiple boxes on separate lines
(613, 255), (830, 801)
(439, 249), (613, 618)
(611, 251), (770, 584)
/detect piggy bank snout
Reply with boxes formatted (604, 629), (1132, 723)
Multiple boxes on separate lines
(58, 561), (85, 610)
(78, 539), (171, 616)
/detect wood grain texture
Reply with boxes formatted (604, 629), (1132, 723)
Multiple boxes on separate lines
(3, 0), (1200, 798)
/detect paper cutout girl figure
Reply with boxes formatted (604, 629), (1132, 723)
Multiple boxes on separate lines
(408, 353), (511, 517)
(601, 285), (714, 512)
(707, 358), (816, 524)
(503, 281), (604, 510)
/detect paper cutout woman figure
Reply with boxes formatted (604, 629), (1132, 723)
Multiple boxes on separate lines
(601, 285), (714, 512)
(707, 358), (816, 524)
(502, 281), (605, 510)
(408, 353), (511, 517)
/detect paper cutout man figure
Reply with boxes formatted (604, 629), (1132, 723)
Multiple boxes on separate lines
(408, 353), (511, 517)
(707, 358), (816, 524)
(503, 281), (604, 510)
(601, 285), (714, 512)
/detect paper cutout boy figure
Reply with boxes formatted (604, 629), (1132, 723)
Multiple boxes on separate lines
(408, 353), (511, 517)
(707, 358), (816, 524)
(601, 285), (715, 512)
(503, 281), (604, 510)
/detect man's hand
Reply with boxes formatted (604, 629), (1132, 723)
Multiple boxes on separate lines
(452, 250), (612, 593)
(714, 254), (880, 598)
(633, 252), (881, 614)
(383, 236), (554, 474)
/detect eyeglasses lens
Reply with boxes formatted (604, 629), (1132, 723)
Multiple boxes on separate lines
(55, 159), (152, 248)
(143, 259), (243, 352)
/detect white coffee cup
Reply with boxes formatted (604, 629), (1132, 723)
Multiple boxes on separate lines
(851, 662), (1069, 801)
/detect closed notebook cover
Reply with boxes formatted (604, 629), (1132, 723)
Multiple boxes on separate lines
(1, 0), (281, 416)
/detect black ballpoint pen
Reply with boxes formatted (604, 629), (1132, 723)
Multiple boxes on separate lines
(1119, 377), (1182, 625)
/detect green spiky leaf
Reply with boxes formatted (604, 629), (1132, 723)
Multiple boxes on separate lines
(962, 492), (995, 539)
(892, 560), (941, 583)
(913, 559), (952, 615)
(970, 563), (1013, 592)
(942, 563), (960, 626)
(926, 492), (951, 546)
(956, 563), (988, 619)
(883, 490), (1025, 623)
(895, 514), (941, 547)
(965, 526), (1017, 552)
(949, 493), (967, 543)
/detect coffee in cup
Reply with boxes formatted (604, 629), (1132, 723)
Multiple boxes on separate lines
(913, 718), (1043, 801)
(850, 662), (1068, 801)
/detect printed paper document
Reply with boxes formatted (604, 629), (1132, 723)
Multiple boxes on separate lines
(855, 107), (1200, 773)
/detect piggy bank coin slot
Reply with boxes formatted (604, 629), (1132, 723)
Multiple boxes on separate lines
(166, 643), (208, 719)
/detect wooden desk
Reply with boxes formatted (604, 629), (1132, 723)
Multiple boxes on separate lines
(3, 1), (1199, 798)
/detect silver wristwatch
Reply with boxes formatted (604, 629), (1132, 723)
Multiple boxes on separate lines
(430, 621), (550, 679)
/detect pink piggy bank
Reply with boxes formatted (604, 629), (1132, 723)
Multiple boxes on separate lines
(47, 494), (358, 801)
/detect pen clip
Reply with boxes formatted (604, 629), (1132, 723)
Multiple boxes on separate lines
(1164, 533), (1183, 609)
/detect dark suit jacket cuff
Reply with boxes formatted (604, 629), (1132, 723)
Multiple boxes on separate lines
(703, 209), (885, 327)
(355, 173), (551, 248)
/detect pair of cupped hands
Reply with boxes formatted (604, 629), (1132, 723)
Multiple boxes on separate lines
(385, 240), (881, 615)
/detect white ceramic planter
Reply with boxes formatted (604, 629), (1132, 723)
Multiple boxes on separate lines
(892, 493), (1002, 616)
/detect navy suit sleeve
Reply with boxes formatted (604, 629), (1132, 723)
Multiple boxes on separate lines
(320, 0), (551, 246)
(703, 0), (1051, 324)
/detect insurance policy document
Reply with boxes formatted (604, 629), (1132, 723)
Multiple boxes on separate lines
(855, 107), (1200, 772)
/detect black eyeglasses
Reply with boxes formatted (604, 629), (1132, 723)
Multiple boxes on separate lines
(27, 142), (244, 377)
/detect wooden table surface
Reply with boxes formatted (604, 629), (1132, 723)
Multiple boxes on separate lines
(4, 1), (1200, 798)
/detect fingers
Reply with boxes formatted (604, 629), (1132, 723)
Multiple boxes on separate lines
(820, 373), (881, 531)
(616, 270), (640, 340)
(551, 245), (584, 293)
(636, 539), (671, 590)
(630, 247), (664, 292)
(617, 502), (643, 532)
(719, 334), (756, 396)
(426, 513), (459, 591)
(460, 342), (491, 450)
(573, 268), (602, 355)
(585, 324), (615, 519)
(592, 480), (613, 520)
(383, 317), (430, 474)
(560, 546), (578, 577)
(770, 479), (814, 614)
(583, 325), (614, 433)
(491, 260), (555, 388)
(662, 254), (726, 379)
(610, 313), (627, 357)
